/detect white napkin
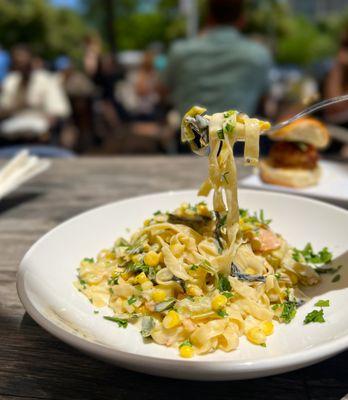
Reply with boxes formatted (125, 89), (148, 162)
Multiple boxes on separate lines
(0, 150), (51, 200)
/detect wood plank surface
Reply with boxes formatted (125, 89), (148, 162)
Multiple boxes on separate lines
(0, 157), (347, 400)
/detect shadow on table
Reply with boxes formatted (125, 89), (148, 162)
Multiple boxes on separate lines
(0, 192), (43, 214)
(11, 313), (347, 400)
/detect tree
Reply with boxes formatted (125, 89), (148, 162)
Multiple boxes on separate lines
(0, 0), (90, 60)
(83, 0), (186, 51)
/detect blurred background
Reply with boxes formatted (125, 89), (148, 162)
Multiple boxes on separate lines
(0, 0), (348, 158)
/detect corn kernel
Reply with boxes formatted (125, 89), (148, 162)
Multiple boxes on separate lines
(179, 345), (194, 358)
(144, 251), (160, 267)
(163, 310), (181, 329)
(197, 204), (210, 217)
(212, 294), (228, 311)
(180, 202), (189, 210)
(143, 243), (151, 252)
(186, 284), (203, 297)
(143, 219), (151, 227)
(152, 288), (167, 302)
(131, 254), (142, 263)
(246, 327), (266, 345)
(261, 321), (274, 336)
(105, 251), (116, 260)
(134, 272), (148, 284)
(121, 272), (131, 280)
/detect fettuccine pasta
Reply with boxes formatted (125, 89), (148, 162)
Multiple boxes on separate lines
(75, 107), (327, 358)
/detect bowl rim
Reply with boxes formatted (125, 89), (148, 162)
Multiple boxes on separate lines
(17, 189), (348, 376)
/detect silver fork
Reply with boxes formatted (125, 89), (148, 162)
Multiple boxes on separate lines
(186, 94), (348, 155)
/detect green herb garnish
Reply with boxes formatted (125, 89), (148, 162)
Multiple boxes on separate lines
(332, 274), (341, 283)
(222, 291), (233, 299)
(108, 276), (119, 285)
(190, 264), (199, 271)
(280, 300), (297, 324)
(292, 243), (332, 266)
(217, 129), (224, 140)
(103, 316), (128, 328)
(217, 274), (231, 292)
(304, 309), (325, 324)
(79, 278), (87, 287)
(153, 210), (162, 216)
(314, 299), (330, 307)
(216, 309), (228, 318)
(179, 339), (192, 348)
(238, 208), (271, 225)
(223, 121), (234, 135)
(83, 257), (94, 263)
(127, 295), (137, 305)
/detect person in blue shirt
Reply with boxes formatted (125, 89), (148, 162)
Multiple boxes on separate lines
(163, 0), (272, 117)
(0, 45), (10, 83)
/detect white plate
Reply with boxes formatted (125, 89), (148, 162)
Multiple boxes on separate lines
(17, 189), (348, 380)
(240, 160), (348, 203)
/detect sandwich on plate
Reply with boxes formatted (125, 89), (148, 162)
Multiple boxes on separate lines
(260, 117), (330, 188)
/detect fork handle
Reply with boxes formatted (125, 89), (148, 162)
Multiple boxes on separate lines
(267, 94), (348, 135)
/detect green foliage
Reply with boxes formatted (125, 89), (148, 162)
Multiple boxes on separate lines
(84, 0), (186, 50)
(245, 0), (345, 66)
(0, 0), (90, 60)
(276, 16), (337, 66)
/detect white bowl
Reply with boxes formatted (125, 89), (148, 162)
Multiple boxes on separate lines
(17, 189), (348, 380)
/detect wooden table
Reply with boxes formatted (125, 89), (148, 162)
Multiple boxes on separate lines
(1, 157), (347, 400)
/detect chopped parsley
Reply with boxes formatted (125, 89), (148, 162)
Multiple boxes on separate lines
(93, 310), (99, 314)
(216, 309), (228, 318)
(222, 291), (233, 299)
(223, 121), (235, 135)
(108, 276), (119, 285)
(125, 262), (148, 274)
(304, 309), (325, 324)
(238, 208), (271, 225)
(103, 316), (128, 328)
(217, 128), (224, 140)
(217, 274), (231, 292)
(332, 274), (341, 283)
(280, 300), (297, 324)
(239, 208), (248, 218)
(274, 273), (281, 281)
(190, 264), (199, 271)
(314, 299), (330, 307)
(223, 110), (236, 118)
(260, 343), (267, 347)
(292, 243), (332, 266)
(127, 295), (137, 305)
(153, 210), (162, 215)
(83, 257), (94, 263)
(179, 340), (192, 348)
(79, 278), (87, 288)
